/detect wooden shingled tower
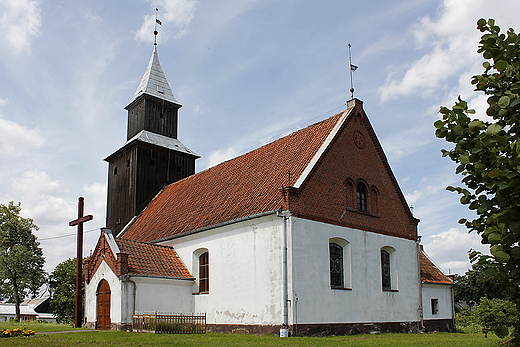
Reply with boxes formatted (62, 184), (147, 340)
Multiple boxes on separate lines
(105, 46), (199, 235)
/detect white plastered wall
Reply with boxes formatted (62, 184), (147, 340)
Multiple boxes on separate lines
(85, 261), (196, 327)
(162, 213), (285, 325)
(290, 217), (421, 324)
(131, 276), (194, 314)
(422, 283), (454, 320)
(85, 260), (122, 325)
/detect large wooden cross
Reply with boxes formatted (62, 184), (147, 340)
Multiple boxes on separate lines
(69, 197), (93, 328)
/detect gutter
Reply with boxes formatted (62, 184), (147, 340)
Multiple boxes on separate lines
(124, 274), (194, 281)
(151, 210), (279, 243)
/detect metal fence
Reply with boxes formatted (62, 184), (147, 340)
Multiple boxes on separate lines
(132, 312), (206, 334)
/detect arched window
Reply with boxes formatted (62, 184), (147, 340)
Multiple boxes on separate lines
(199, 251), (209, 294)
(381, 249), (391, 291)
(357, 182), (367, 211)
(329, 243), (343, 288)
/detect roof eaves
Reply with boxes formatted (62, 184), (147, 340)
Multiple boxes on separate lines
(150, 209), (280, 243)
(122, 274), (194, 281)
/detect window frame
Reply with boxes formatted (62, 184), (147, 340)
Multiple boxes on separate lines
(329, 243), (344, 288)
(381, 246), (398, 292)
(431, 298), (439, 315)
(356, 182), (367, 211)
(199, 251), (209, 294)
(329, 238), (351, 290)
(381, 249), (391, 290)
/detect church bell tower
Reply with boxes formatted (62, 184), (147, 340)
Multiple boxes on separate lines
(105, 45), (199, 236)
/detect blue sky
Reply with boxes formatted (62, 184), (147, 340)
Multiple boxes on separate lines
(1, 0), (519, 275)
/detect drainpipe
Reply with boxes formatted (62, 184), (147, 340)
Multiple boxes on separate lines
(416, 237), (424, 331)
(123, 276), (137, 323)
(277, 210), (289, 333)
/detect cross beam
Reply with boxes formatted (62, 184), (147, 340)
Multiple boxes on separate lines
(69, 197), (93, 328)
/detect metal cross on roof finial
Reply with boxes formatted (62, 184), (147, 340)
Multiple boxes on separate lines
(348, 44), (358, 100)
(154, 8), (162, 46)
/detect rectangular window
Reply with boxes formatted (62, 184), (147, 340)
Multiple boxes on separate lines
(431, 298), (439, 315)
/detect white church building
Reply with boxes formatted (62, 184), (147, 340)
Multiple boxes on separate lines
(84, 45), (454, 335)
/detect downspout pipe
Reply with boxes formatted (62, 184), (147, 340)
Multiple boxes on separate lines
(123, 275), (137, 325)
(277, 210), (289, 332)
(416, 237), (424, 331)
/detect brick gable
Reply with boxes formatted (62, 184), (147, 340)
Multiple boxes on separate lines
(85, 230), (192, 283)
(85, 231), (119, 283)
(286, 99), (419, 240)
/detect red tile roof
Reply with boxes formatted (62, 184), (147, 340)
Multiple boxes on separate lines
(116, 238), (193, 279)
(121, 111), (344, 242)
(420, 251), (453, 285)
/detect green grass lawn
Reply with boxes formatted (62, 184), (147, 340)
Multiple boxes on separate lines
(0, 321), (80, 332)
(0, 330), (505, 346)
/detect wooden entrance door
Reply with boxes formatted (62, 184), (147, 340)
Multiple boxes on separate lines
(96, 279), (111, 330)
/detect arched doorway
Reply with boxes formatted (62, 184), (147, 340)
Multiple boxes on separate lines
(96, 279), (111, 330)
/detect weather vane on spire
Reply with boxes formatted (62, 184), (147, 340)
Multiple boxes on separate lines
(154, 8), (162, 46)
(348, 44), (358, 100)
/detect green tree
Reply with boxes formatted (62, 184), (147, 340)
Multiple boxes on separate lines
(435, 18), (520, 343)
(49, 257), (84, 323)
(453, 262), (508, 307)
(0, 201), (46, 322)
(474, 297), (520, 329)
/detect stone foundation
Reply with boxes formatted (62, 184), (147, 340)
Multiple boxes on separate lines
(84, 321), (132, 331)
(111, 322), (133, 331)
(423, 318), (456, 333)
(207, 324), (280, 334)
(292, 321), (421, 336)
(207, 321), (424, 336)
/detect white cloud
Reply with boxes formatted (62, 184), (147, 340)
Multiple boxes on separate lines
(0, 115), (45, 159)
(11, 170), (72, 224)
(422, 227), (489, 274)
(379, 0), (520, 102)
(0, 0), (41, 54)
(135, 0), (198, 43)
(83, 182), (106, 215)
(206, 146), (238, 168)
(405, 190), (422, 205)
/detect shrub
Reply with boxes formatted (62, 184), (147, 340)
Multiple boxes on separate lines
(474, 297), (520, 329)
(456, 306), (475, 326)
